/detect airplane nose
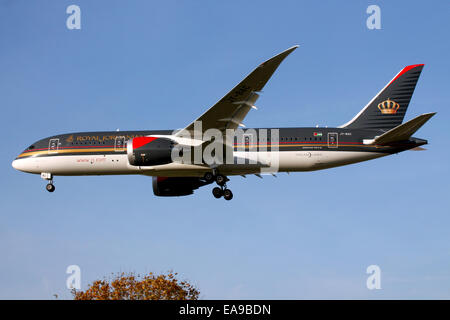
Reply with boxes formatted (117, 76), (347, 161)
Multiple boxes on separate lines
(12, 157), (40, 173)
(12, 159), (22, 171)
(12, 158), (32, 172)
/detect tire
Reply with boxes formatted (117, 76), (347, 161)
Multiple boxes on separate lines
(223, 189), (233, 200)
(212, 187), (223, 199)
(216, 174), (226, 186)
(46, 183), (55, 192)
(204, 172), (214, 183)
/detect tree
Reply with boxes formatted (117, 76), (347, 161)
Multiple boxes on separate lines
(72, 271), (199, 300)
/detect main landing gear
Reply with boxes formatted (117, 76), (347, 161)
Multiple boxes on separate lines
(212, 186), (233, 200)
(41, 172), (55, 193)
(204, 172), (233, 200)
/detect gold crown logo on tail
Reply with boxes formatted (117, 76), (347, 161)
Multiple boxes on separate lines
(378, 98), (400, 114)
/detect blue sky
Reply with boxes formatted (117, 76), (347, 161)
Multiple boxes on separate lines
(1, 0), (449, 299)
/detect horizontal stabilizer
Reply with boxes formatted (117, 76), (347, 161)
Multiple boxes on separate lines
(411, 146), (427, 151)
(373, 112), (436, 145)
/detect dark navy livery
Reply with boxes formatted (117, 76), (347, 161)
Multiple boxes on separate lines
(12, 46), (435, 200)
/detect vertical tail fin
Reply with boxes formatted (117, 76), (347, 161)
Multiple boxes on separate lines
(340, 64), (424, 130)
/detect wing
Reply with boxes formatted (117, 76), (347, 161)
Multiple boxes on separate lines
(177, 45), (298, 136)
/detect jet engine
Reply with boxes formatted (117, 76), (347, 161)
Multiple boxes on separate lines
(127, 136), (174, 166)
(152, 176), (212, 197)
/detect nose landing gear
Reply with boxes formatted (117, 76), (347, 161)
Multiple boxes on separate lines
(46, 183), (55, 192)
(41, 172), (55, 193)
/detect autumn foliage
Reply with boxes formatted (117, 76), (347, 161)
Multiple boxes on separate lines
(72, 272), (199, 300)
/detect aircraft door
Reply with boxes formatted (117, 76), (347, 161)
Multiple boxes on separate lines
(48, 138), (59, 153)
(114, 136), (125, 151)
(243, 133), (256, 150)
(244, 135), (250, 149)
(327, 132), (338, 148)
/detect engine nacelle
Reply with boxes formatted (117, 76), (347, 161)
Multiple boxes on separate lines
(127, 136), (174, 166)
(152, 176), (211, 197)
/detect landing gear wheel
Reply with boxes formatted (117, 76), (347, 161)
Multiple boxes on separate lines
(216, 174), (226, 186)
(204, 172), (214, 183)
(223, 189), (233, 201)
(46, 183), (55, 192)
(212, 187), (223, 199)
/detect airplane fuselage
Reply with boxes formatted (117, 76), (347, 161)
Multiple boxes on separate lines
(12, 127), (426, 177)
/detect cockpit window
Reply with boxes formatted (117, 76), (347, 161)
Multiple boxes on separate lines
(28, 145), (35, 150)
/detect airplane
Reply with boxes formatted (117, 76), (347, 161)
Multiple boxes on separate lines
(12, 46), (435, 200)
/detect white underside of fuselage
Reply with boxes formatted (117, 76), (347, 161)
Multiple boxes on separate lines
(12, 151), (387, 177)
